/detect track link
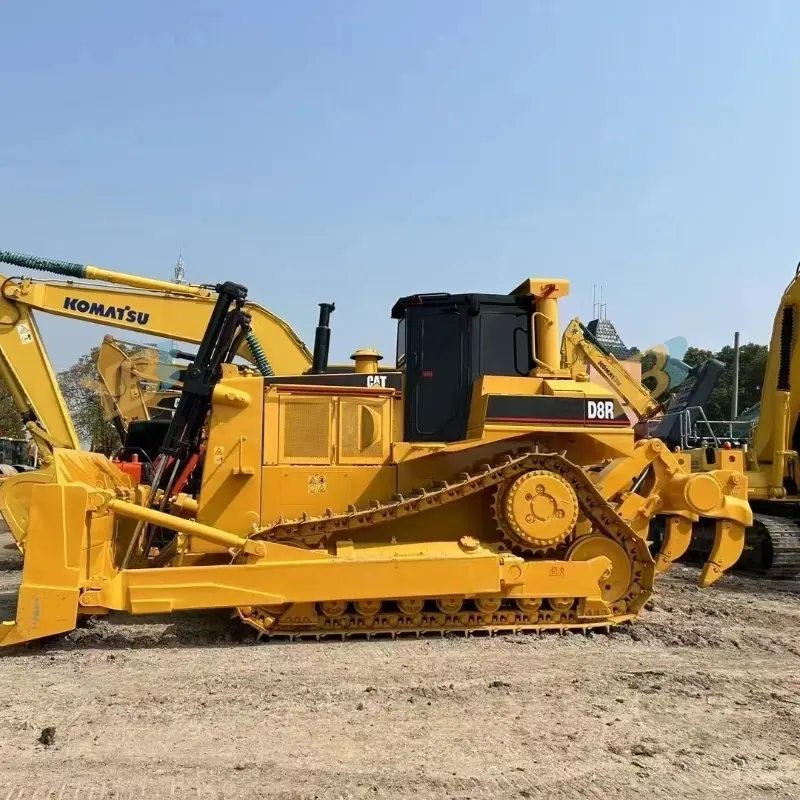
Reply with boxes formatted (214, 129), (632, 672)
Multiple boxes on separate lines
(248, 601), (634, 642)
(752, 514), (800, 578)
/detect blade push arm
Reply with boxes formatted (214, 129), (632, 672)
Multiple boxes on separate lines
(561, 318), (663, 423)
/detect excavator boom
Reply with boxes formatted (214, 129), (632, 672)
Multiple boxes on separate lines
(1, 269), (312, 376)
(0, 250), (312, 458)
(751, 265), (800, 474)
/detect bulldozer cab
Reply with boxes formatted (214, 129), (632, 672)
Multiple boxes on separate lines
(391, 292), (534, 442)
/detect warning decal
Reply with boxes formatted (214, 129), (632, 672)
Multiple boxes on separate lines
(308, 474), (327, 494)
(17, 324), (32, 344)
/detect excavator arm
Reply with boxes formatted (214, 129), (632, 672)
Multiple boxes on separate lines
(561, 318), (664, 423)
(95, 335), (184, 434)
(0, 250), (312, 461)
(0, 290), (80, 454)
(750, 264), (800, 493)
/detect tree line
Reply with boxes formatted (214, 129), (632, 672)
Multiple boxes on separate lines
(678, 343), (768, 421)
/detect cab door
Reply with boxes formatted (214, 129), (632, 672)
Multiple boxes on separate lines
(403, 307), (469, 442)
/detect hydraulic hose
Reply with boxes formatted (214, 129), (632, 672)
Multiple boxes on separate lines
(0, 250), (86, 279)
(246, 329), (274, 376)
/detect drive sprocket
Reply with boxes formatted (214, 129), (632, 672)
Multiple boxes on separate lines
(493, 469), (579, 554)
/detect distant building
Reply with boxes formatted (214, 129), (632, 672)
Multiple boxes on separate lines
(585, 318), (640, 360)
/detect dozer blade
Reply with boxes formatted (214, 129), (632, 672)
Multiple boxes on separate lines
(654, 515), (694, 574)
(699, 520), (746, 588)
(0, 482), (86, 647)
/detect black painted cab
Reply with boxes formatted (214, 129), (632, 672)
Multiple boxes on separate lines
(391, 292), (534, 443)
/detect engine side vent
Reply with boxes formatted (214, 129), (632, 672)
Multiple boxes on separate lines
(340, 398), (385, 460)
(280, 397), (332, 463)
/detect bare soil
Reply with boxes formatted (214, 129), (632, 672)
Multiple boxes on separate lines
(1, 530), (799, 800)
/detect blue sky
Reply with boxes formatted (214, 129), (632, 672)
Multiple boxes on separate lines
(1, 2), (799, 370)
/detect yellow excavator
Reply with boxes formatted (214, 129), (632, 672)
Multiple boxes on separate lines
(560, 318), (664, 423)
(0, 250), (313, 462)
(0, 249), (752, 648)
(94, 335), (185, 436)
(659, 263), (800, 578)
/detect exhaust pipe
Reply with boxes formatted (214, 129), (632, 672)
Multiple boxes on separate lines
(311, 303), (335, 374)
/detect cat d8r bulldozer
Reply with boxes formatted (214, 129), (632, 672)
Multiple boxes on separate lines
(0, 250), (751, 647)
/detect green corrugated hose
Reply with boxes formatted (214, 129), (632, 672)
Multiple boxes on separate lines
(0, 250), (86, 279)
(246, 329), (274, 376)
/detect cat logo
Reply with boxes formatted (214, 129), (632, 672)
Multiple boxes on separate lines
(586, 399), (616, 420)
(366, 375), (387, 388)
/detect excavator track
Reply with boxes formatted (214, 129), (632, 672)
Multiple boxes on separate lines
(748, 514), (800, 578)
(236, 450), (654, 639)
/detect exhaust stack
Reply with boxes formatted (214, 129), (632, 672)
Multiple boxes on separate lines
(311, 302), (335, 374)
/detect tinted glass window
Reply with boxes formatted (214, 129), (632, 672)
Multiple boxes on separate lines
(480, 311), (531, 376)
(396, 317), (406, 369)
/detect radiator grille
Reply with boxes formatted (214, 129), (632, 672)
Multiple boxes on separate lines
(281, 399), (330, 460)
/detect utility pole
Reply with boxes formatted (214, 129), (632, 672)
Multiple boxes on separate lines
(731, 331), (740, 419)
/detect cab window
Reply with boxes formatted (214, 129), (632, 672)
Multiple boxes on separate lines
(396, 317), (406, 370)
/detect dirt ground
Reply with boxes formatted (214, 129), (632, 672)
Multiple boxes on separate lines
(1, 531), (799, 800)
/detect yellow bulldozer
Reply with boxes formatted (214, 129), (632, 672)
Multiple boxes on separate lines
(0, 249), (753, 647)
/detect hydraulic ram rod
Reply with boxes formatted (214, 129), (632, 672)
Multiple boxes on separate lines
(107, 498), (265, 556)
